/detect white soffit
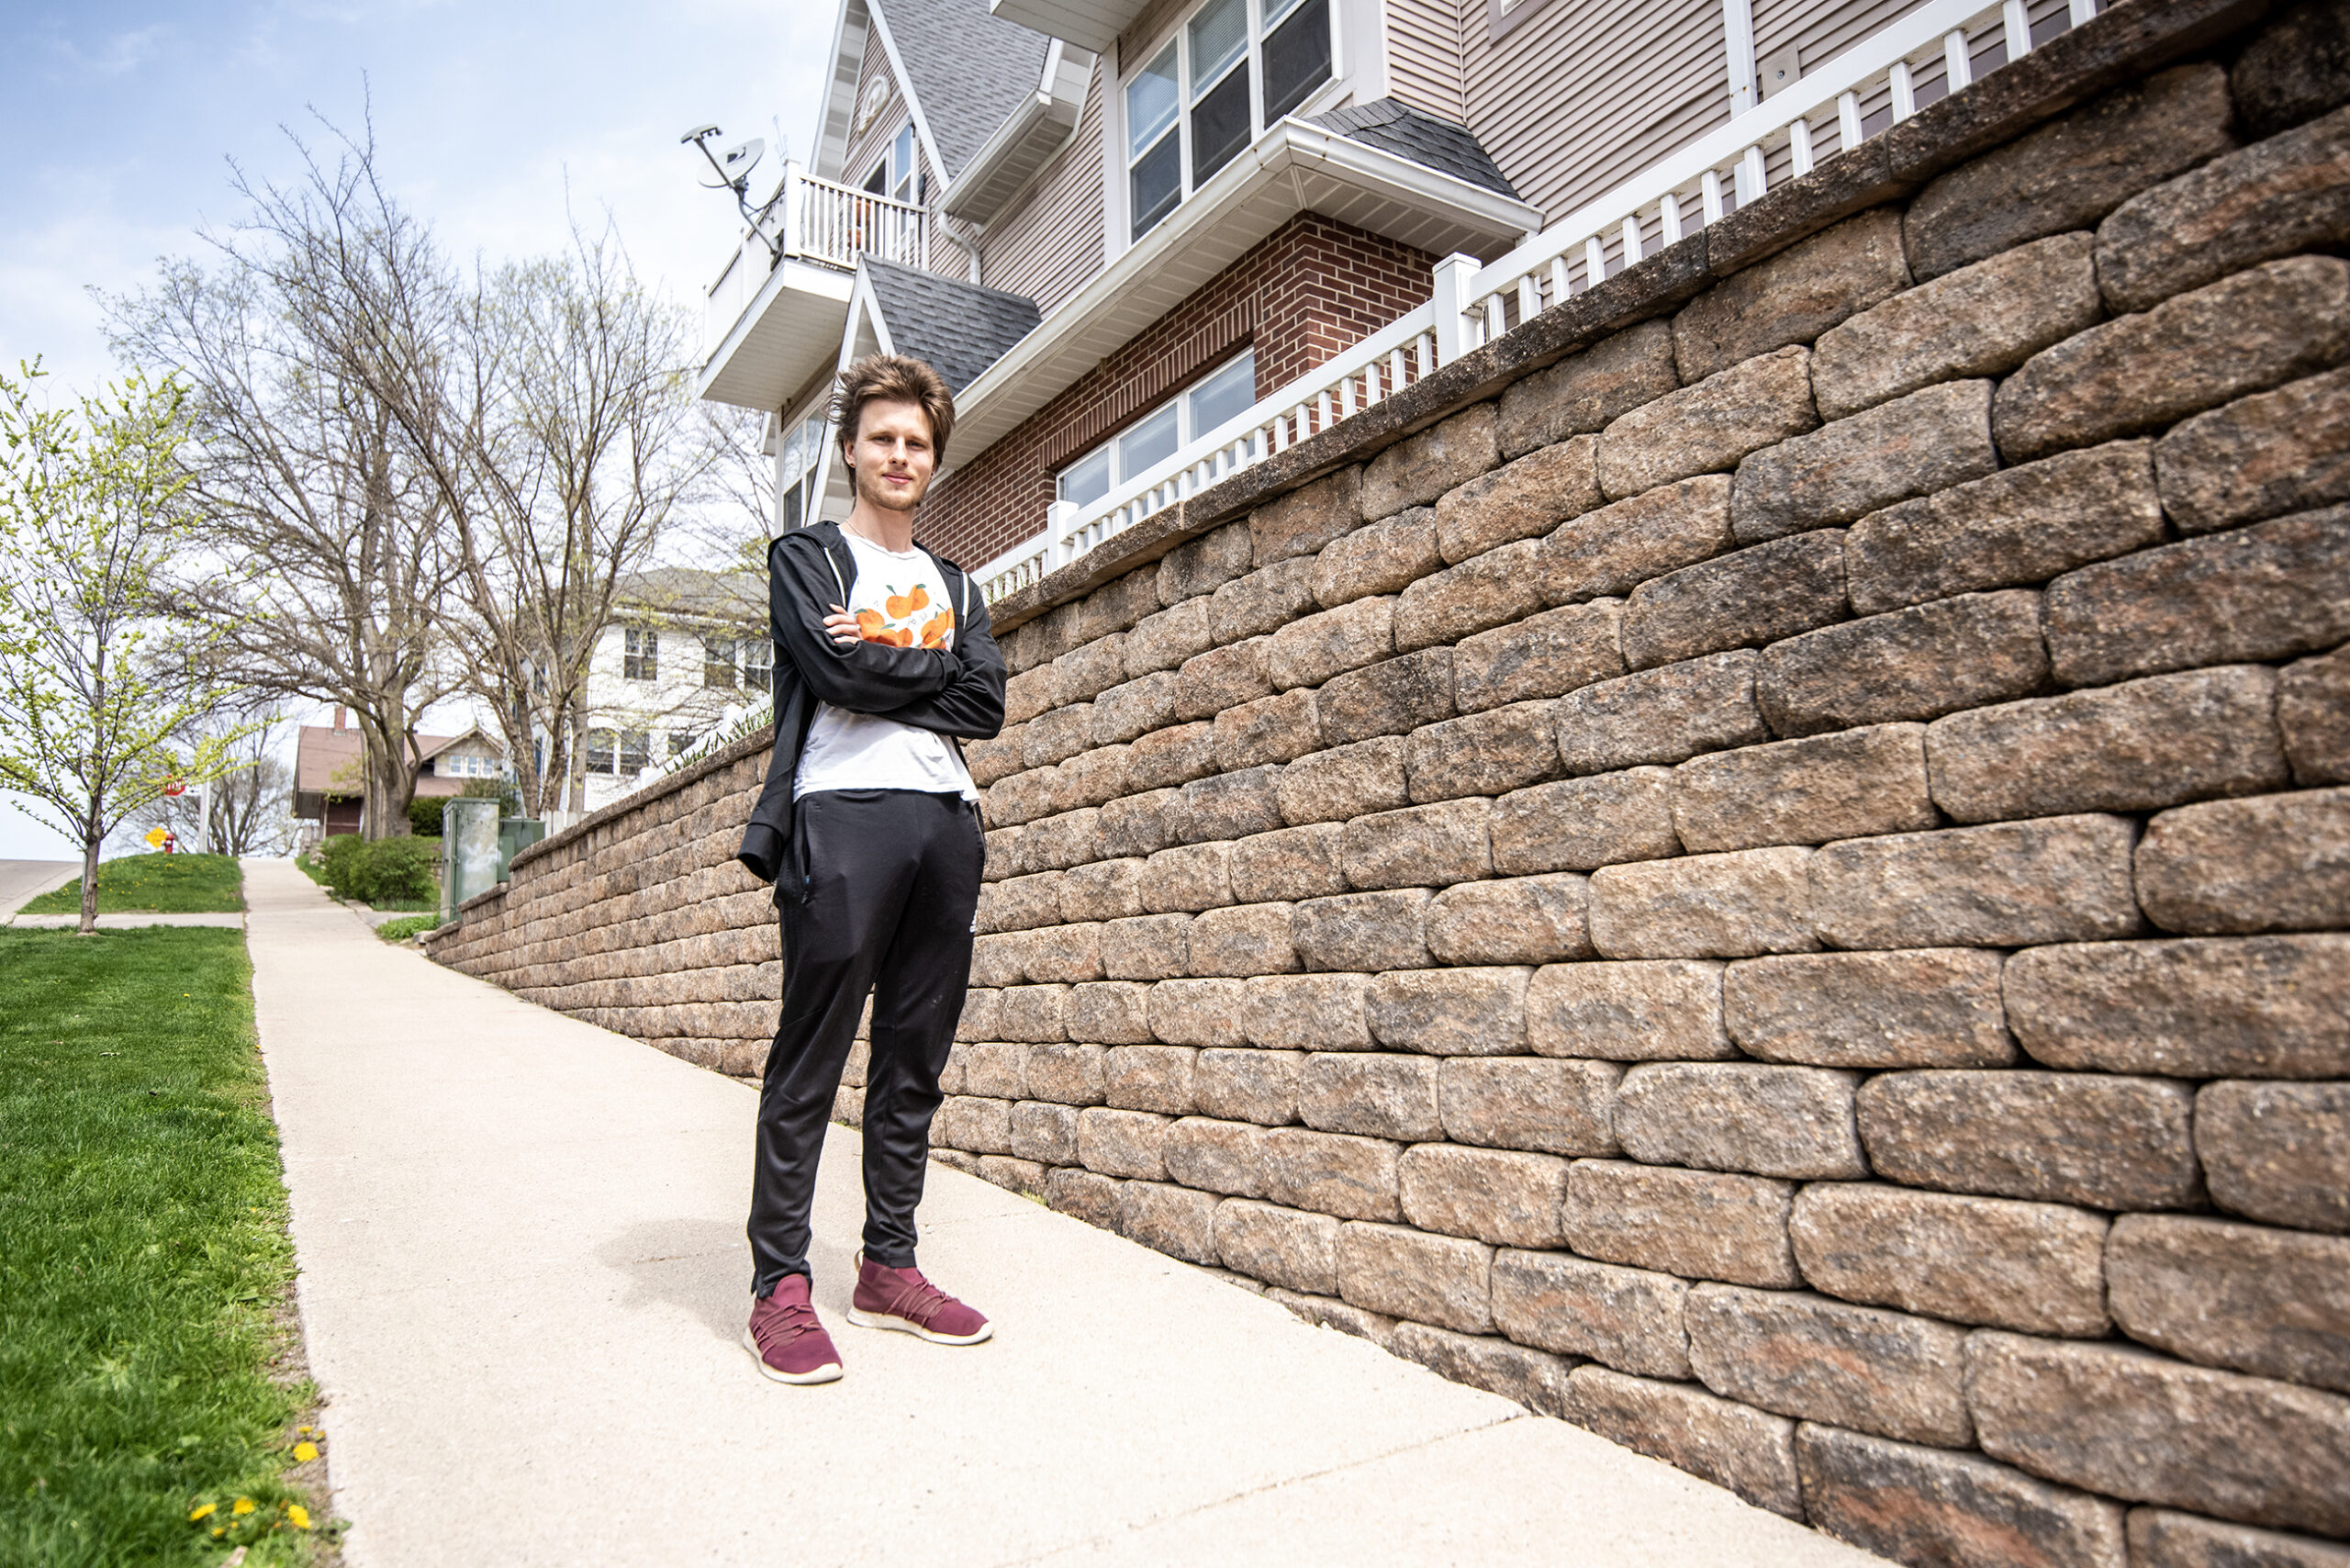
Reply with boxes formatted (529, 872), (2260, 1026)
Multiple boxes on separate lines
(985, 0), (1138, 54)
(943, 116), (1540, 465)
(695, 258), (858, 412)
(942, 41), (1095, 222)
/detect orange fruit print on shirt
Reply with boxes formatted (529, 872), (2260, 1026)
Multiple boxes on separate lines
(861, 585), (948, 649)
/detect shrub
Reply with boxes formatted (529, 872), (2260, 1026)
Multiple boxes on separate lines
(407, 798), (447, 836)
(315, 834), (439, 906)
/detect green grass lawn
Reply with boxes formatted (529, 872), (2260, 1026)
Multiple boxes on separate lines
(371, 914), (442, 944)
(22, 854), (244, 915)
(0, 928), (331, 1564)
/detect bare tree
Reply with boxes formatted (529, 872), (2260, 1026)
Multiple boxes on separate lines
(128, 712), (299, 857)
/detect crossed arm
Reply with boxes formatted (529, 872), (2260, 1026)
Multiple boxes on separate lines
(767, 534), (1005, 740)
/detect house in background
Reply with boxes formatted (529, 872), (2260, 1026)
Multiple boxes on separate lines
(576, 567), (771, 812)
(695, 0), (2106, 591)
(291, 711), (511, 845)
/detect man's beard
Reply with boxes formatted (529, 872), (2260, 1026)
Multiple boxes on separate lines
(855, 463), (927, 513)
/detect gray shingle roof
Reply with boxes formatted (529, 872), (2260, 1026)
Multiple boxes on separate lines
(878, 0), (1052, 180)
(865, 257), (1042, 393)
(1309, 98), (1522, 199)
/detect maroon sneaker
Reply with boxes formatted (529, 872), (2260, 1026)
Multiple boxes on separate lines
(847, 1253), (992, 1344)
(743, 1275), (844, 1383)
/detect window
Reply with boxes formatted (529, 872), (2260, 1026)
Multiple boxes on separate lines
(777, 409), (828, 532)
(743, 640), (774, 694)
(1058, 349), (1257, 510)
(702, 636), (739, 689)
(585, 728), (618, 774)
(670, 730), (701, 757)
(622, 625), (657, 681)
(1124, 0), (1332, 241)
(618, 730), (651, 774)
(865, 122), (918, 204)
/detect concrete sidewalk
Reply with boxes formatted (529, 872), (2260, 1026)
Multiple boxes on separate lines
(241, 857), (1885, 1568)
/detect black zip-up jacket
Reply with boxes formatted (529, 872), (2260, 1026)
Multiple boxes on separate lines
(734, 520), (1006, 898)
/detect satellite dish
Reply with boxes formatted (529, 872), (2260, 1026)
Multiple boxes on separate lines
(722, 138), (766, 185)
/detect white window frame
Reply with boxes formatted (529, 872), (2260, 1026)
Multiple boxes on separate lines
(621, 624), (658, 681)
(776, 403), (830, 532)
(866, 120), (919, 205)
(1058, 348), (1258, 507)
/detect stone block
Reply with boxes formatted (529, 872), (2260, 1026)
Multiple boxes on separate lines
(1080, 564), (1161, 643)
(1761, 589), (2050, 736)
(1966, 1332), (2350, 1538)
(1312, 507), (1441, 608)
(1023, 1042), (1108, 1107)
(1928, 666), (2288, 823)
(1389, 1323), (1572, 1419)
(1160, 1115), (1268, 1198)
(1366, 966), (1528, 1056)
(1564, 1159), (1800, 1288)
(1297, 1052), (1440, 1142)
(1023, 925), (1104, 985)
(1490, 768), (1682, 874)
(1340, 798), (1491, 890)
(2109, 1215), (2350, 1395)
(1492, 1249), (1687, 1378)
(1097, 790), (1180, 861)
(1452, 599), (1624, 714)
(961, 1043), (1029, 1101)
(967, 734), (1025, 790)
(1796, 1424), (2127, 1568)
(1210, 557), (1319, 646)
(1813, 232), (2103, 420)
(1046, 1167), (1123, 1230)
(1847, 439), (2163, 615)
(1193, 1047), (1303, 1126)
(2099, 104), (2350, 316)
(1616, 1062), (1865, 1181)
(1061, 748), (1133, 812)
(1075, 1106), (1169, 1180)
(1674, 209), (1911, 384)
(1791, 1183), (2110, 1338)
(1025, 808), (1105, 871)
(1214, 1198), (1339, 1294)
(1172, 637), (1274, 724)
(986, 767), (1061, 830)
(1734, 380), (1998, 546)
(1336, 1220), (1494, 1334)
(2282, 645), (2350, 786)
(1057, 634), (1131, 704)
(2137, 788), (2350, 936)
(1292, 888), (1433, 973)
(1587, 846), (1816, 959)
(1315, 649), (1455, 748)
(1265, 596), (1393, 692)
(1228, 823), (1347, 904)
(1496, 317), (1678, 459)
(1555, 650), (1769, 775)
(1859, 1069), (2200, 1210)
(1156, 520), (1252, 605)
(989, 873), (1064, 935)
(1425, 873), (1591, 966)
(1125, 598), (1214, 678)
(1248, 465), (1361, 566)
(1273, 737), (1408, 827)
(1393, 538), (1548, 653)
(1267, 1288), (1394, 1346)
(934, 1096), (1013, 1156)
(1058, 859), (1146, 925)
(1002, 667), (1062, 728)
(2234, 0), (2350, 139)
(1099, 913), (1192, 981)
(1620, 530), (1850, 670)
(1435, 435), (1602, 564)
(1688, 1285), (1971, 1447)
(1102, 1045), (1196, 1115)
(2045, 508), (2350, 688)
(1904, 61), (2236, 281)
(1727, 948), (2014, 1070)
(1020, 704), (1092, 773)
(1089, 673), (1179, 746)
(1810, 814), (2142, 950)
(1526, 958), (1732, 1061)
(1240, 971), (1370, 1049)
(1405, 702), (1560, 802)
(1995, 257), (2350, 465)
(1139, 841), (1233, 915)
(1259, 1127), (1401, 1221)
(1438, 1057), (1620, 1157)
(956, 989), (1002, 1045)
(1360, 403), (1499, 519)
(1400, 1144), (1569, 1249)
(1116, 1180), (1219, 1263)
(1595, 345), (1818, 502)
(2130, 1509), (2350, 1568)
(1145, 977), (1246, 1047)
(1186, 902), (1296, 978)
(1562, 1366), (1803, 1519)
(1673, 724), (1932, 854)
(2198, 1081), (2350, 1235)
(1539, 474), (1735, 606)
(1125, 722), (1218, 794)
(1009, 1100), (1081, 1170)
(981, 825), (1024, 882)
(2004, 935), (2350, 1079)
(2160, 367), (2350, 537)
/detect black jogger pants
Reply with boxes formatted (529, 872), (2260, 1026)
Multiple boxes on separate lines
(747, 788), (981, 1296)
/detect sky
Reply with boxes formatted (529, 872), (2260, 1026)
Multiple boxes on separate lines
(0, 0), (836, 859)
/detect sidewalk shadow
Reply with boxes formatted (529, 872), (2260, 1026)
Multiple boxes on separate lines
(597, 1218), (859, 1342)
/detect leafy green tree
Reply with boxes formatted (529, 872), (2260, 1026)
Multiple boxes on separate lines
(0, 363), (254, 933)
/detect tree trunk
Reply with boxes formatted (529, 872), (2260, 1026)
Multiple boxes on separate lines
(78, 831), (100, 935)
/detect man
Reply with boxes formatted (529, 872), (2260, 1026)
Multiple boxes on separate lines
(733, 353), (1006, 1384)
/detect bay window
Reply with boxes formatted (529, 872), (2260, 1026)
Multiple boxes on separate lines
(1124, 0), (1333, 241)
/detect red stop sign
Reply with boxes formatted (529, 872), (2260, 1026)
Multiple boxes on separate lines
(163, 778), (187, 797)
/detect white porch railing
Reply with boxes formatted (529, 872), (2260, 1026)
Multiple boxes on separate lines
(705, 162), (929, 350)
(973, 0), (2094, 604)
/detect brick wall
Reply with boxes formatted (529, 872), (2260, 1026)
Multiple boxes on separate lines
(431, 5), (2350, 1562)
(915, 213), (1436, 570)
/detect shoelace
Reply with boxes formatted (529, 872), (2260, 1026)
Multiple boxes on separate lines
(753, 1293), (824, 1350)
(874, 1268), (955, 1326)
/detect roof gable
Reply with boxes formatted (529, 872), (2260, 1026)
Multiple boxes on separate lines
(860, 257), (1042, 393)
(871, 0), (1054, 181)
(1309, 99), (1523, 199)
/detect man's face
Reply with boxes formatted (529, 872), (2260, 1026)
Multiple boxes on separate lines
(844, 397), (936, 513)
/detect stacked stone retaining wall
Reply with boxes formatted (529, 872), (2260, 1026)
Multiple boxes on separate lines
(430, 5), (2350, 1563)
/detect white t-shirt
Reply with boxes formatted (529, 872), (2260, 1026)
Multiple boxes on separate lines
(793, 531), (980, 801)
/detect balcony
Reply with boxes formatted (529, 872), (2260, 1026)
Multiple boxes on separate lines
(697, 163), (931, 411)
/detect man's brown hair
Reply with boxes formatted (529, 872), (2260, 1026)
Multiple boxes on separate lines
(831, 353), (957, 465)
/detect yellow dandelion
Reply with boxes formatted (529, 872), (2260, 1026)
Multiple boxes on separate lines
(292, 1441), (318, 1462)
(189, 1502), (217, 1521)
(287, 1504), (311, 1530)
(231, 1497), (255, 1516)
(212, 1525), (226, 1538)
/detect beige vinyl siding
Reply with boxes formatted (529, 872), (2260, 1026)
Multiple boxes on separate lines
(982, 65), (1109, 316)
(1463, 0), (1727, 221)
(842, 26), (908, 193)
(1753, 0), (1919, 80)
(1387, 0), (1466, 123)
